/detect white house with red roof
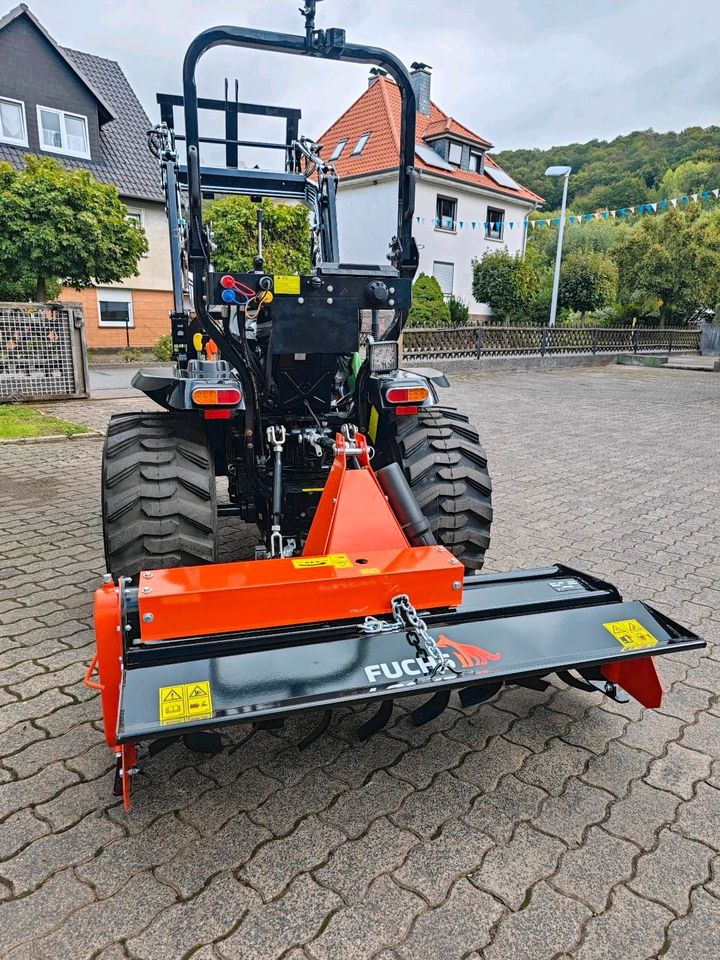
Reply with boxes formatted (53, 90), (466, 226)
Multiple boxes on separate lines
(316, 65), (543, 319)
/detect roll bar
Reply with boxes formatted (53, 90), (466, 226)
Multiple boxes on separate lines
(181, 8), (418, 307)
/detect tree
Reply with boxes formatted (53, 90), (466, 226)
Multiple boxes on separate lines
(559, 251), (618, 316)
(528, 216), (628, 268)
(207, 196), (311, 275)
(407, 274), (451, 327)
(614, 206), (720, 325)
(471, 249), (539, 323)
(0, 155), (147, 301)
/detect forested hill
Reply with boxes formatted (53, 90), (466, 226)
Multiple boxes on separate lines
(493, 126), (720, 212)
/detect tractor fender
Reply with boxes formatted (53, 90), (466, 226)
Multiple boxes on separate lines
(132, 361), (245, 412)
(364, 368), (438, 444)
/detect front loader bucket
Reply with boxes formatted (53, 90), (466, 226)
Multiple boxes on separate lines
(111, 565), (702, 744)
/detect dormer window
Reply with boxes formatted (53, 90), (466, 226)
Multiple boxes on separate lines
(329, 139), (347, 161)
(37, 106), (90, 159)
(352, 132), (371, 155)
(0, 97), (28, 146)
(447, 141), (462, 166)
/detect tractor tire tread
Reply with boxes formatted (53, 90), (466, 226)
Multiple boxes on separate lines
(102, 412), (218, 579)
(393, 406), (492, 571)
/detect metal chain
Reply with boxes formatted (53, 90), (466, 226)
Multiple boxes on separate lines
(360, 596), (458, 676)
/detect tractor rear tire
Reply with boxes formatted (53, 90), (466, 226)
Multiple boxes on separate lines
(102, 412), (218, 580)
(392, 407), (493, 571)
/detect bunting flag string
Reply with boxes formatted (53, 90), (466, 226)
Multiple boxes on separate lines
(413, 186), (720, 232)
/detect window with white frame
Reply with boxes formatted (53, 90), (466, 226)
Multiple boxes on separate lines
(469, 151), (483, 173)
(432, 261), (454, 298)
(436, 195), (457, 231)
(0, 97), (28, 146)
(97, 289), (133, 328)
(37, 106), (90, 158)
(447, 141), (462, 166)
(485, 207), (505, 241)
(125, 206), (148, 257)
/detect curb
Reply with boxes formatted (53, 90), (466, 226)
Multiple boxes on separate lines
(0, 430), (104, 445)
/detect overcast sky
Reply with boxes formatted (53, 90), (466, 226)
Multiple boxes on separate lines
(20, 0), (720, 152)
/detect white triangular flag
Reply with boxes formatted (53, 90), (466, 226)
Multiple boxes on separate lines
(713, 188), (719, 198)
(650, 202), (657, 212)
(691, 193), (698, 203)
(610, 210), (617, 218)
(670, 198), (678, 207)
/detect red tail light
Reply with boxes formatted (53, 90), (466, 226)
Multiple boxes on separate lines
(385, 386), (429, 404)
(191, 387), (242, 406)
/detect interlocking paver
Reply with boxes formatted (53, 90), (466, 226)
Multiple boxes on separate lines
(76, 811), (199, 897)
(673, 782), (720, 850)
(629, 828), (713, 915)
(321, 771), (412, 840)
(604, 780), (682, 851)
(34, 872), (177, 960)
(470, 823), (565, 909)
(240, 815), (345, 900)
(1, 366), (718, 957)
(663, 888), (720, 960)
(218, 874), (342, 960)
(484, 881), (591, 960)
(394, 878), (503, 960)
(553, 826), (637, 913)
(574, 885), (673, 960)
(463, 772), (548, 843)
(392, 818), (493, 905)
(307, 874), (422, 960)
(531, 776), (613, 847)
(314, 817), (418, 903)
(2, 811), (123, 895)
(126, 873), (260, 960)
(645, 742), (713, 799)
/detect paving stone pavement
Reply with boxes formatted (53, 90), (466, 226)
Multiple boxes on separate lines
(0, 364), (718, 960)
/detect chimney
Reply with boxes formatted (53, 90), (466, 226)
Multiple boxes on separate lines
(410, 62), (432, 116)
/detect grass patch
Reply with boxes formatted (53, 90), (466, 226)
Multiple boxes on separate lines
(0, 404), (89, 439)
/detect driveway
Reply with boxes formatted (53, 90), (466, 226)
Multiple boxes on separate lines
(1, 364), (718, 959)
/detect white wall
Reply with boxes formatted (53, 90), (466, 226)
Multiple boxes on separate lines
(335, 177), (399, 267)
(414, 178), (532, 316)
(108, 201), (173, 292)
(336, 173), (534, 317)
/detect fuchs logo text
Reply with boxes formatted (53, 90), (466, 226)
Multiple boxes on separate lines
(364, 636), (502, 684)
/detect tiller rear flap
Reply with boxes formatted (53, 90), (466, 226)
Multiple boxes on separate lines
(89, 434), (704, 808)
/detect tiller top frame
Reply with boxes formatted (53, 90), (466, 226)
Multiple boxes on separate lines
(90, 431), (704, 810)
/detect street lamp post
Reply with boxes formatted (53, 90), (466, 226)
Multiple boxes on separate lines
(545, 165), (572, 328)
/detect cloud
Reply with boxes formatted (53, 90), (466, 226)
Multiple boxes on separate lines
(20, 0), (720, 152)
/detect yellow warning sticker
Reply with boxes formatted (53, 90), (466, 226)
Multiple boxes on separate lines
(159, 681), (213, 725)
(274, 274), (301, 295)
(292, 553), (354, 570)
(603, 619), (659, 650)
(359, 567), (382, 576)
(368, 405), (379, 443)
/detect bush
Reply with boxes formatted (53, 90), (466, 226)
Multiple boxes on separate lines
(472, 249), (539, 323)
(207, 195), (311, 275)
(120, 347), (143, 363)
(447, 295), (470, 325)
(558, 250), (618, 316)
(407, 274), (451, 327)
(153, 334), (174, 362)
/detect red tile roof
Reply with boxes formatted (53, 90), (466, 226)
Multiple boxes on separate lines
(316, 77), (543, 205)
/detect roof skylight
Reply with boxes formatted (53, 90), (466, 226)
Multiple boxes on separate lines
(329, 139), (347, 161)
(351, 132), (371, 155)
